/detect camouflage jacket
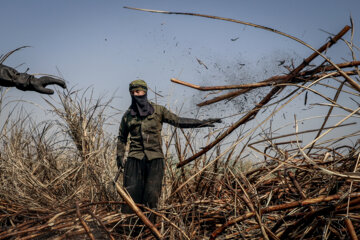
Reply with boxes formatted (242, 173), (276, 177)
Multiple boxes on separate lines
(117, 102), (207, 161)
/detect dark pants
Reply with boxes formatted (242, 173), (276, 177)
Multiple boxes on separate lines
(122, 156), (164, 214)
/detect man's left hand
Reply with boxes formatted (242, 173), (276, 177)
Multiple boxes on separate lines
(202, 118), (222, 127)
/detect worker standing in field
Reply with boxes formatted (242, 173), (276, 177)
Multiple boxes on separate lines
(0, 63), (66, 94)
(116, 79), (221, 216)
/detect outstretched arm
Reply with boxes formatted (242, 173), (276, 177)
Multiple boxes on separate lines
(0, 64), (66, 94)
(162, 106), (221, 128)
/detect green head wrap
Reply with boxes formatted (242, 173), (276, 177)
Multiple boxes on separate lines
(129, 79), (148, 92)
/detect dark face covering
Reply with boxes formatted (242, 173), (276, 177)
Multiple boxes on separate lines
(129, 93), (155, 117)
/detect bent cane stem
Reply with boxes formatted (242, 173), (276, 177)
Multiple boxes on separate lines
(176, 26), (350, 168)
(114, 182), (163, 240)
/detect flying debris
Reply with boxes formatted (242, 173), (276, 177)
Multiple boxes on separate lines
(196, 58), (208, 69)
(277, 60), (285, 66)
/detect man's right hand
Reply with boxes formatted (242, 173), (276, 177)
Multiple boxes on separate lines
(116, 155), (124, 170)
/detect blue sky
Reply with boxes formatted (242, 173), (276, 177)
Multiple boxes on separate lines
(1, 0), (359, 147)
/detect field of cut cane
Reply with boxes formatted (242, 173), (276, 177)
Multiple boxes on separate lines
(1, 13), (360, 240)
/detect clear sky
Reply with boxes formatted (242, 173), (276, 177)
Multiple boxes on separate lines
(1, 0), (359, 148)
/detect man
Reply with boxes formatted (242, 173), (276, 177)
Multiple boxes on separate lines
(0, 63), (66, 94)
(116, 79), (221, 216)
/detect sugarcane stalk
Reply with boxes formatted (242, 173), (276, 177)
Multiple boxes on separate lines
(344, 218), (358, 240)
(114, 182), (163, 240)
(171, 61), (360, 92)
(197, 69), (357, 107)
(76, 201), (95, 240)
(307, 80), (345, 154)
(177, 25), (350, 168)
(210, 192), (360, 239)
(87, 211), (115, 240)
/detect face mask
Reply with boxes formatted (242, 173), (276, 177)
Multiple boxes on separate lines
(130, 93), (154, 117)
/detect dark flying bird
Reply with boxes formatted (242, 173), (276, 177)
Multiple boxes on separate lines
(231, 37), (239, 41)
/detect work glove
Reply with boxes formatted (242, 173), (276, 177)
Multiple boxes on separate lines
(201, 118), (222, 127)
(1, 64), (66, 94)
(15, 74), (66, 95)
(116, 155), (124, 171)
(177, 117), (222, 128)
(30, 76), (66, 94)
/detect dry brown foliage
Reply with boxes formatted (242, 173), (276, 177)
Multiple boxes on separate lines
(1, 13), (360, 240)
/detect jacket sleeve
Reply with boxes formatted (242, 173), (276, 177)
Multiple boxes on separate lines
(117, 114), (129, 160)
(0, 64), (32, 89)
(162, 106), (208, 128)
